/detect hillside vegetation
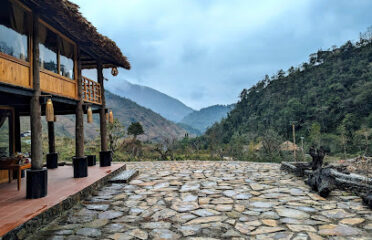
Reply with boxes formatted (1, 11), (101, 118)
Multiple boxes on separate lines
(202, 35), (372, 159)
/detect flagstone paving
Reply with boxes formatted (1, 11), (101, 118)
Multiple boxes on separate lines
(29, 161), (372, 240)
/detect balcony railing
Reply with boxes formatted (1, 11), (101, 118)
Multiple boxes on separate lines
(82, 76), (102, 104)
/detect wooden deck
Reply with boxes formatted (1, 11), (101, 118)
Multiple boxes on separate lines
(0, 163), (125, 237)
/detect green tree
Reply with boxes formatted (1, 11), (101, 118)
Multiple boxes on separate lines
(337, 124), (347, 159)
(309, 122), (321, 148)
(355, 126), (372, 155)
(127, 122), (144, 140)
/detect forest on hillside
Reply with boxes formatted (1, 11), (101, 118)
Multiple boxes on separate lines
(194, 30), (372, 161)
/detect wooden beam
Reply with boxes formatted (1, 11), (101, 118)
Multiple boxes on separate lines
(30, 13), (43, 170)
(75, 47), (84, 157)
(97, 62), (108, 152)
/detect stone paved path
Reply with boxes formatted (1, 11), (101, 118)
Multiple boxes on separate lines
(30, 161), (372, 240)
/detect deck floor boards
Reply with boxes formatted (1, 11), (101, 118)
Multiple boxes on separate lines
(0, 163), (124, 237)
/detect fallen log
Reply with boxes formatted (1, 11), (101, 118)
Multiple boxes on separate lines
(363, 192), (372, 208)
(330, 169), (372, 185)
(306, 166), (372, 200)
(280, 162), (310, 177)
(306, 167), (336, 198)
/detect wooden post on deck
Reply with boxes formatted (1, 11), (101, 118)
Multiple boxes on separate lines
(46, 120), (58, 169)
(48, 122), (55, 153)
(14, 111), (21, 153)
(75, 48), (84, 157)
(98, 63), (111, 166)
(27, 13), (48, 199)
(30, 15), (43, 170)
(97, 62), (108, 152)
(73, 47), (88, 178)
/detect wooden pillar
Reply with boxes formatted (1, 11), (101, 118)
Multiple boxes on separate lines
(8, 112), (14, 155)
(14, 111), (21, 153)
(30, 14), (43, 170)
(75, 48), (84, 157)
(97, 62), (108, 152)
(48, 121), (55, 153)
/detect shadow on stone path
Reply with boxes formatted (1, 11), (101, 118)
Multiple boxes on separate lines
(30, 161), (372, 240)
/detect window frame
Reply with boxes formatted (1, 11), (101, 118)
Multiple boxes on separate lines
(0, 0), (32, 66)
(39, 19), (77, 82)
(0, 0), (78, 83)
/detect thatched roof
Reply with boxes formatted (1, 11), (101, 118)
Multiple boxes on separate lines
(23, 0), (130, 70)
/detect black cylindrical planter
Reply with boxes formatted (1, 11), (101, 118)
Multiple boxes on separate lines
(73, 156), (88, 178)
(87, 155), (96, 166)
(46, 153), (59, 169)
(26, 168), (48, 199)
(99, 151), (112, 167)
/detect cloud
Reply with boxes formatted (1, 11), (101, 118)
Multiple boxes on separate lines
(73, 0), (372, 109)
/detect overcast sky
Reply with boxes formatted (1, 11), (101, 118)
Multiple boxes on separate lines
(73, 0), (372, 110)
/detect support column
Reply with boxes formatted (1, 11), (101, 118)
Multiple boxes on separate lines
(48, 122), (55, 153)
(98, 62), (111, 166)
(46, 121), (58, 169)
(73, 47), (87, 177)
(14, 111), (21, 153)
(27, 14), (47, 199)
(13, 111), (24, 179)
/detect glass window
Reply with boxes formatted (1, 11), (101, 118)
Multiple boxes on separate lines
(0, 0), (30, 61)
(59, 38), (75, 80)
(39, 24), (58, 73)
(0, 111), (10, 157)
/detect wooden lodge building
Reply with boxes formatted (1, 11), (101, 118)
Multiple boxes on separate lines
(0, 0), (130, 199)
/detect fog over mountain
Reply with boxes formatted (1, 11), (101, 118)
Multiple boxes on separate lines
(108, 79), (194, 122)
(180, 104), (235, 134)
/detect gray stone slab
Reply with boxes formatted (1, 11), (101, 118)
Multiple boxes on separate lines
(109, 169), (139, 183)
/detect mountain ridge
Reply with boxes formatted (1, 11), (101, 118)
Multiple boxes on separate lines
(180, 104), (235, 134)
(108, 79), (194, 122)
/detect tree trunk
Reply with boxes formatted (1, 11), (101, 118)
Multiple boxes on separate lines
(309, 147), (324, 171)
(306, 167), (336, 198)
(75, 48), (84, 157)
(30, 14), (43, 170)
(97, 62), (108, 152)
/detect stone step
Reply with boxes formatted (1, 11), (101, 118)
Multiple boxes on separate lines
(109, 169), (139, 183)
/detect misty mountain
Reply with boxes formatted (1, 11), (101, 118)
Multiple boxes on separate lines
(108, 79), (194, 122)
(180, 104), (235, 134)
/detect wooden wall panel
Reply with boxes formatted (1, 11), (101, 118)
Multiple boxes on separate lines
(0, 56), (31, 89)
(0, 170), (9, 184)
(40, 71), (77, 99)
(0, 55), (78, 101)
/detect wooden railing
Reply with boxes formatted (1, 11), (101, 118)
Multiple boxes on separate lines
(82, 76), (102, 104)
